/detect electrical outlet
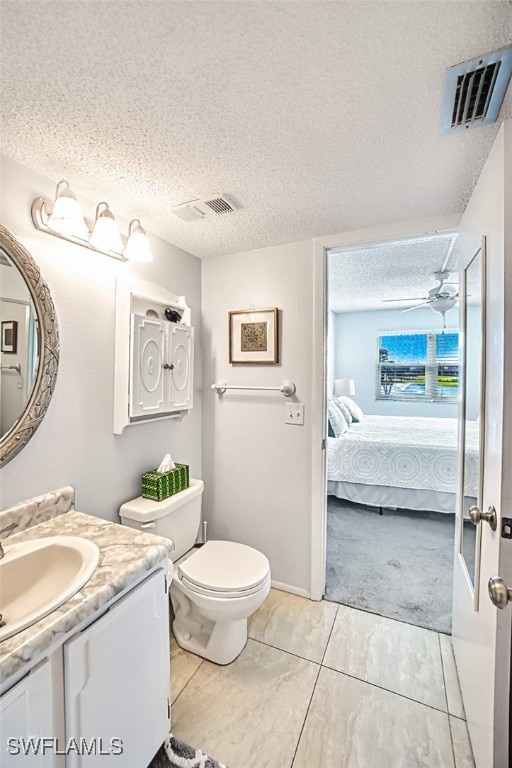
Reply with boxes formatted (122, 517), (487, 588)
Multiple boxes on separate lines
(285, 403), (304, 425)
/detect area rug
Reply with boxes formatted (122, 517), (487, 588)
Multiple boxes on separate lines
(325, 497), (455, 633)
(149, 734), (227, 768)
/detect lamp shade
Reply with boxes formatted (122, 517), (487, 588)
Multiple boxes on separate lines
(333, 378), (355, 397)
(124, 219), (153, 262)
(47, 180), (89, 240)
(90, 202), (123, 253)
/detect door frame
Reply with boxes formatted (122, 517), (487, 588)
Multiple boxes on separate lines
(310, 214), (462, 600)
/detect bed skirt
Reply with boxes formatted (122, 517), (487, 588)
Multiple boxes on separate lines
(327, 480), (475, 514)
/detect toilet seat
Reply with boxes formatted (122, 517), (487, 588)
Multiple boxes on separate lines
(177, 540), (270, 598)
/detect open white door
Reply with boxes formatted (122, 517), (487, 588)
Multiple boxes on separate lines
(452, 120), (512, 768)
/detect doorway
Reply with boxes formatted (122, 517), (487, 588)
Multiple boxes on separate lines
(322, 232), (463, 633)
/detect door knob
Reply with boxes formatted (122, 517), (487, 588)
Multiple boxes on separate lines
(469, 505), (497, 531)
(488, 577), (512, 609)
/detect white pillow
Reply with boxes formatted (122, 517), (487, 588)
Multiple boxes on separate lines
(334, 398), (353, 425)
(338, 395), (364, 423)
(328, 400), (348, 437)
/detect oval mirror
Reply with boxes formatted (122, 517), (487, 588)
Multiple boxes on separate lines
(0, 224), (59, 467)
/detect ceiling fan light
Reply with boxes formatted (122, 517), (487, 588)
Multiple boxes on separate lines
(429, 296), (457, 314)
(47, 180), (89, 240)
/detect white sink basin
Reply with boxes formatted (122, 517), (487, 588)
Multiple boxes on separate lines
(0, 536), (100, 642)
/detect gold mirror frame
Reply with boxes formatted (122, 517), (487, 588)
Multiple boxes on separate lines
(0, 224), (59, 467)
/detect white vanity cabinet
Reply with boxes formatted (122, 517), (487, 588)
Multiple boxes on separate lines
(0, 566), (170, 768)
(0, 655), (64, 767)
(64, 568), (169, 767)
(130, 314), (193, 419)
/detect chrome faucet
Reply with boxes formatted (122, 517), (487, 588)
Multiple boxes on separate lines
(0, 522), (19, 558)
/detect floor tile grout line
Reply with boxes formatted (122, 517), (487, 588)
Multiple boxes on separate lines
(439, 633), (468, 722)
(438, 632), (458, 767)
(447, 711), (458, 768)
(319, 603), (339, 667)
(246, 633), (451, 718)
(248, 635), (323, 666)
(170, 656), (204, 708)
(289, 663), (322, 768)
(438, 632), (452, 716)
(320, 661), (451, 717)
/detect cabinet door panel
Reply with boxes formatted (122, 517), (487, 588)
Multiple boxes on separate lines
(130, 315), (166, 418)
(64, 569), (170, 767)
(166, 325), (194, 410)
(0, 658), (61, 767)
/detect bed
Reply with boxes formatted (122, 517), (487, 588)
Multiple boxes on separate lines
(327, 414), (478, 513)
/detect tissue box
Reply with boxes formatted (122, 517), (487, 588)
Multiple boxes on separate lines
(141, 463), (190, 501)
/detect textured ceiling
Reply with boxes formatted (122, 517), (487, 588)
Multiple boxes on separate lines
(1, 1), (511, 259)
(328, 234), (459, 312)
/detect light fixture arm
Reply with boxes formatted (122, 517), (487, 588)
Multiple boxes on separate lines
(56, 179), (67, 196)
(95, 201), (111, 220)
(128, 218), (142, 235)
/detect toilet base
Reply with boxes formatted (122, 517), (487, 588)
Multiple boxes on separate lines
(173, 616), (248, 665)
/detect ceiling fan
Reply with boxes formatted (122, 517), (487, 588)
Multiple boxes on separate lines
(382, 271), (459, 326)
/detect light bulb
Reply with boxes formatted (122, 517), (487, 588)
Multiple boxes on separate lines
(124, 219), (153, 262)
(90, 202), (123, 253)
(47, 180), (89, 240)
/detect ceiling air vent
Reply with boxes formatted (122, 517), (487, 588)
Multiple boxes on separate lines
(440, 45), (512, 136)
(171, 193), (242, 223)
(203, 196), (237, 214)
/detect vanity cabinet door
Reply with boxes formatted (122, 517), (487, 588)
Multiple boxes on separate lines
(63, 569), (170, 767)
(0, 657), (63, 767)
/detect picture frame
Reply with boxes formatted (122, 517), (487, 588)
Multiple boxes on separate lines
(229, 307), (279, 364)
(1, 320), (18, 354)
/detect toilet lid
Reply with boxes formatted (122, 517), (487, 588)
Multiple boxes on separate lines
(178, 540), (270, 593)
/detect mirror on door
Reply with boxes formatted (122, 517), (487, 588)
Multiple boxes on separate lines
(459, 241), (485, 594)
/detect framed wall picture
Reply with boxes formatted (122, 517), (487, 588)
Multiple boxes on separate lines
(1, 320), (18, 354)
(229, 308), (279, 364)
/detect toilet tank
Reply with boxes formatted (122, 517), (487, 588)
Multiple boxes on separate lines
(119, 478), (204, 559)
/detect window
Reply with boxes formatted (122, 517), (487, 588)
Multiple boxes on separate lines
(376, 331), (459, 402)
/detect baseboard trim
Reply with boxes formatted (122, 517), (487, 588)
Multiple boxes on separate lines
(271, 580), (312, 599)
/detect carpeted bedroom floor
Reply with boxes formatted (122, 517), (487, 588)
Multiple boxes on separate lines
(325, 497), (461, 634)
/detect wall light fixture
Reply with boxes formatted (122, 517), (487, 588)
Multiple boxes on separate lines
(31, 180), (153, 262)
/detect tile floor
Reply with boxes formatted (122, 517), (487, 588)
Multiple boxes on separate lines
(170, 589), (475, 768)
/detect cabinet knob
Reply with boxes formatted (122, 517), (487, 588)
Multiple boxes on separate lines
(163, 363), (174, 370)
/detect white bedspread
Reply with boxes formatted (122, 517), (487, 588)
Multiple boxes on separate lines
(327, 415), (478, 496)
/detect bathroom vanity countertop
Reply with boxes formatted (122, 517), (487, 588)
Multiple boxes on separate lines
(0, 510), (173, 684)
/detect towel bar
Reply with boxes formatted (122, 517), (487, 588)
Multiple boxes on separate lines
(211, 380), (296, 397)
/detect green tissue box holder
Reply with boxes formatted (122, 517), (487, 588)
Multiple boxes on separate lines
(142, 463), (190, 501)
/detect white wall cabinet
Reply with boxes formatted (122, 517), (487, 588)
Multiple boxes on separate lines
(114, 278), (194, 433)
(130, 314), (193, 419)
(0, 567), (170, 768)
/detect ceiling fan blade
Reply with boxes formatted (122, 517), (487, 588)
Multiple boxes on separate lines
(401, 301), (433, 313)
(382, 297), (427, 303)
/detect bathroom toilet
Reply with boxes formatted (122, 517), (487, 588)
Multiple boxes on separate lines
(119, 479), (271, 665)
